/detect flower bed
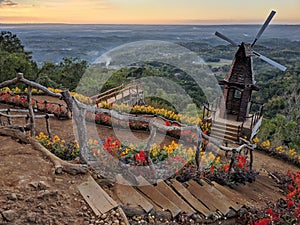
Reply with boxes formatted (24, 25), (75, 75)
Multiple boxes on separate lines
(257, 138), (300, 167)
(247, 170), (300, 225)
(98, 102), (211, 132)
(35, 132), (79, 160)
(0, 92), (69, 118)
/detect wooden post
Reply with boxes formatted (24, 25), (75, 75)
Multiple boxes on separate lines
(6, 108), (12, 125)
(195, 128), (202, 171)
(45, 114), (52, 138)
(27, 85), (35, 137)
(61, 91), (88, 164)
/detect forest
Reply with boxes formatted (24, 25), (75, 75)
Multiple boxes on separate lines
(0, 30), (299, 151)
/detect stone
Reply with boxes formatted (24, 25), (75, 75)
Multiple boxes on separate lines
(113, 219), (120, 224)
(100, 213), (107, 219)
(27, 212), (37, 223)
(2, 209), (18, 222)
(38, 181), (50, 190)
(37, 190), (58, 199)
(29, 181), (39, 189)
(7, 193), (17, 201)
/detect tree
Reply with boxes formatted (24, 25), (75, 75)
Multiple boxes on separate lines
(36, 58), (87, 91)
(0, 31), (25, 54)
(0, 31), (37, 82)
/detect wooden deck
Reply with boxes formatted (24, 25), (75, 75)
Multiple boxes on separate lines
(210, 109), (262, 143)
(92, 83), (144, 106)
(112, 174), (282, 220)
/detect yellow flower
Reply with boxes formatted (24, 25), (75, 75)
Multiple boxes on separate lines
(260, 140), (270, 149)
(53, 135), (60, 143)
(252, 137), (259, 144)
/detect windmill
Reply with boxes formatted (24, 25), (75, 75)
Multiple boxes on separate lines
(215, 10), (286, 122)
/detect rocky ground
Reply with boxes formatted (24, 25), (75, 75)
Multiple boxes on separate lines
(0, 101), (299, 224)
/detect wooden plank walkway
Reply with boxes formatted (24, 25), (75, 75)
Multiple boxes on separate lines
(114, 174), (153, 213)
(83, 173), (281, 220)
(136, 176), (181, 218)
(156, 180), (196, 216)
(169, 179), (211, 217)
(75, 172), (287, 223)
(78, 176), (118, 215)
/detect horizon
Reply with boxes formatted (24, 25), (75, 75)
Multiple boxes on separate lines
(1, 22), (300, 26)
(0, 1), (299, 24)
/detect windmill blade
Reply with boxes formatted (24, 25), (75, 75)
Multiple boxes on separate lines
(252, 10), (276, 47)
(215, 31), (238, 46)
(253, 51), (287, 71)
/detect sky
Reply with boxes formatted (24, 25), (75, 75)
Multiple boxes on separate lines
(0, 0), (299, 24)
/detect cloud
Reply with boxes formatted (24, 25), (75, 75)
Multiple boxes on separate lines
(0, 0), (18, 7)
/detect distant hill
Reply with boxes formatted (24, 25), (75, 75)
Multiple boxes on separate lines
(1, 24), (299, 64)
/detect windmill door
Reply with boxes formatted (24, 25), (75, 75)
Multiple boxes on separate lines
(226, 88), (241, 117)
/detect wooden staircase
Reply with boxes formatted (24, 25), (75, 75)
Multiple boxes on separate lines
(210, 120), (241, 143)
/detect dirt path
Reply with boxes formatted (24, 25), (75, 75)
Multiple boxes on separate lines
(0, 135), (91, 224)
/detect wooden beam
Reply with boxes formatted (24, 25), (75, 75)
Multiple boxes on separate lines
(78, 175), (118, 215)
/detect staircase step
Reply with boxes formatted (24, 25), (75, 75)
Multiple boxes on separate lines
(211, 125), (239, 134)
(210, 133), (238, 143)
(211, 127), (238, 137)
(213, 120), (241, 130)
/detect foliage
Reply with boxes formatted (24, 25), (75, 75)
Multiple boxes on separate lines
(97, 102), (210, 131)
(0, 31), (26, 54)
(257, 137), (300, 167)
(36, 58), (87, 90)
(0, 92), (69, 118)
(35, 132), (79, 160)
(248, 170), (300, 225)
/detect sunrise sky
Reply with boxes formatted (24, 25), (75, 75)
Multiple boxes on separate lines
(0, 0), (299, 24)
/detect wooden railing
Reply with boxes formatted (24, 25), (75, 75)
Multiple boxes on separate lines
(239, 103), (264, 140)
(94, 82), (144, 107)
(202, 97), (221, 122)
(0, 108), (55, 137)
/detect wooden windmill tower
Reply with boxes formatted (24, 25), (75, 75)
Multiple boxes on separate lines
(215, 10), (287, 122)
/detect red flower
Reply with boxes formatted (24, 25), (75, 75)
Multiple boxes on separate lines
(237, 155), (246, 168)
(223, 164), (230, 172)
(253, 218), (271, 225)
(288, 184), (295, 192)
(165, 121), (171, 126)
(266, 208), (274, 216)
(287, 190), (296, 199)
(210, 164), (215, 174)
(287, 200), (295, 208)
(295, 203), (300, 216)
(135, 150), (146, 164)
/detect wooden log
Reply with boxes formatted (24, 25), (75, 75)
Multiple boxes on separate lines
(6, 109), (12, 125)
(73, 102), (88, 164)
(0, 127), (88, 175)
(0, 113), (54, 119)
(27, 85), (35, 137)
(45, 114), (52, 138)
(0, 73), (61, 98)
